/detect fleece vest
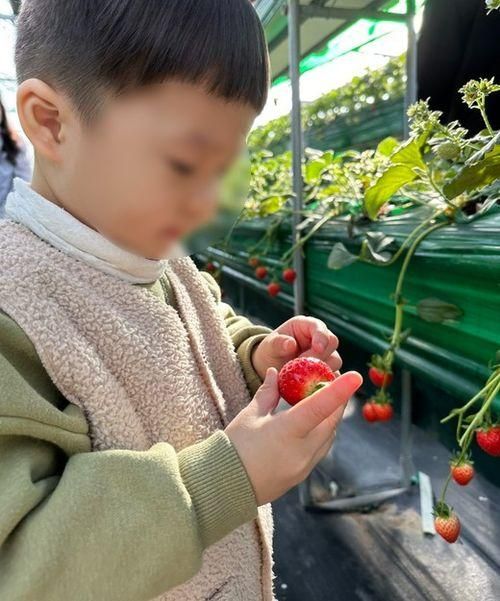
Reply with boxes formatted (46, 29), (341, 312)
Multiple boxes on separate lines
(0, 220), (274, 601)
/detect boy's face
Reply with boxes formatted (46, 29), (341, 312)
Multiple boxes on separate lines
(48, 82), (257, 259)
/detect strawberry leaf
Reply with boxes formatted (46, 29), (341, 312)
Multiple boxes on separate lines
(390, 138), (426, 170)
(444, 146), (500, 199)
(360, 232), (395, 264)
(377, 136), (399, 157)
(364, 165), (417, 220)
(417, 298), (464, 323)
(327, 243), (358, 270)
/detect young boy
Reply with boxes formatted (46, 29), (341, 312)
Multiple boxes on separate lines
(0, 1), (362, 600)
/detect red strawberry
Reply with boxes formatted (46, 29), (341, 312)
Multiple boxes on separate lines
(362, 402), (378, 422)
(278, 357), (336, 406)
(267, 282), (281, 297)
(368, 366), (393, 388)
(433, 502), (461, 543)
(450, 458), (474, 486)
(248, 256), (260, 268)
(476, 425), (500, 457)
(374, 403), (394, 422)
(205, 262), (216, 273)
(255, 266), (268, 280)
(282, 268), (297, 284)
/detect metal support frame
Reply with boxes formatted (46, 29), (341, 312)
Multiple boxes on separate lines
(404, 0), (418, 136)
(287, 0), (419, 511)
(288, 0), (305, 316)
(300, 5), (407, 24)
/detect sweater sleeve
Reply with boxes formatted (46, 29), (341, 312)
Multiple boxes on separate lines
(200, 271), (272, 396)
(0, 312), (257, 601)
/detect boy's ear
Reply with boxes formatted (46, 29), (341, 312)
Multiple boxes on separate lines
(16, 78), (72, 162)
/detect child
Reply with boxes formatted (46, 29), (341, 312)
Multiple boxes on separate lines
(0, 97), (32, 214)
(0, 1), (362, 600)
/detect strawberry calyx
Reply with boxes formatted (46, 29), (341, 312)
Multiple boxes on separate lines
(372, 389), (392, 405)
(368, 353), (392, 373)
(310, 381), (330, 395)
(433, 501), (453, 519)
(449, 451), (473, 469)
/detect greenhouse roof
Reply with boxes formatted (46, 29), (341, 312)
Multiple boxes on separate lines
(254, 0), (412, 81)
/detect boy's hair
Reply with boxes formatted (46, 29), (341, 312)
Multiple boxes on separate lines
(15, 0), (269, 121)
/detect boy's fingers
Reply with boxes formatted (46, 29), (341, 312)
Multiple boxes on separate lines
(253, 367), (280, 415)
(286, 371), (363, 437)
(309, 403), (347, 452)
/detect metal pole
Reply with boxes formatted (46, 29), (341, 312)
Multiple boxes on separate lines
(288, 0), (305, 316)
(404, 0), (418, 137)
(400, 368), (414, 488)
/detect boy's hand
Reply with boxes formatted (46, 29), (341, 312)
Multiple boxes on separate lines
(226, 367), (362, 506)
(251, 316), (342, 380)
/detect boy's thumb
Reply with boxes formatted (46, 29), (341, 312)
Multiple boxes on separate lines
(252, 367), (280, 415)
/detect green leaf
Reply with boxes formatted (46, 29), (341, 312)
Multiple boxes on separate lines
(364, 165), (417, 220)
(305, 159), (325, 183)
(260, 196), (283, 215)
(377, 137), (399, 157)
(444, 149), (500, 199)
(417, 298), (464, 323)
(390, 138), (426, 170)
(327, 243), (358, 270)
(360, 232), (395, 264)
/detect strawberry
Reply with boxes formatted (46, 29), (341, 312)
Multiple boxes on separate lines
(368, 366), (393, 388)
(362, 401), (378, 422)
(374, 403), (394, 422)
(282, 268), (297, 284)
(433, 502), (461, 543)
(450, 458), (474, 486)
(248, 256), (260, 268)
(255, 266), (268, 280)
(278, 357), (336, 406)
(205, 262), (216, 273)
(267, 282), (281, 297)
(476, 425), (500, 456)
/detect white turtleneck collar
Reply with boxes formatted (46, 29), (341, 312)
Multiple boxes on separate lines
(5, 178), (185, 284)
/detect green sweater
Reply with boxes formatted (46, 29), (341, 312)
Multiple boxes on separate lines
(0, 272), (271, 601)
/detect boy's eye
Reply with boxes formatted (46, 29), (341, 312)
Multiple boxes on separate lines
(169, 159), (195, 176)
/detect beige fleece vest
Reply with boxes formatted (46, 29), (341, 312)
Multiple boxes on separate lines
(0, 220), (274, 601)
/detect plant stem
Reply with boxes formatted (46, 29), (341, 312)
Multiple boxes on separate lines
(441, 369), (500, 424)
(281, 211), (335, 264)
(479, 100), (494, 136)
(459, 369), (500, 447)
(386, 220), (448, 356)
(220, 208), (247, 251)
(365, 210), (444, 268)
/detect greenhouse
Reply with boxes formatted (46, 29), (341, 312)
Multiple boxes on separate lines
(0, 1), (499, 601)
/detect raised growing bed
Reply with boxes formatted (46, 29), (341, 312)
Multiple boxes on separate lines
(304, 98), (405, 153)
(266, 99), (405, 155)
